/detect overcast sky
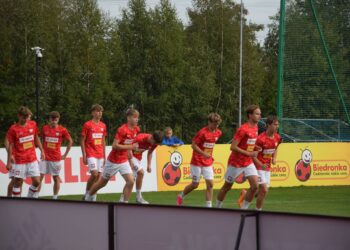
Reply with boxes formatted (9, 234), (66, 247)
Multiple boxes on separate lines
(98, 0), (280, 44)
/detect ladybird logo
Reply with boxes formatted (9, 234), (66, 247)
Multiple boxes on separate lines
(295, 148), (312, 182)
(162, 151), (182, 186)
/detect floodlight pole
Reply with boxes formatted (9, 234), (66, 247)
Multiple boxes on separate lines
(277, 0), (286, 133)
(32, 47), (43, 122)
(238, 0), (244, 127)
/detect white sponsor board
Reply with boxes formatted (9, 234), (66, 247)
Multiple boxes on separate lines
(0, 146), (158, 197)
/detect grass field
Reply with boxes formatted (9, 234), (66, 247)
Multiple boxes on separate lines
(56, 186), (350, 217)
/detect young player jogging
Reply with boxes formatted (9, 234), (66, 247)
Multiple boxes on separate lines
(176, 113), (222, 207)
(38, 111), (73, 199)
(81, 104), (107, 201)
(85, 108), (140, 202)
(216, 105), (261, 209)
(6, 106), (45, 198)
(248, 115), (281, 210)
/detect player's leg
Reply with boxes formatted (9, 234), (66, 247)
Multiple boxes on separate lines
(176, 165), (200, 205)
(240, 164), (259, 209)
(255, 184), (268, 210)
(119, 161), (134, 202)
(7, 177), (14, 197)
(37, 161), (47, 195)
(132, 158), (148, 204)
(27, 161), (41, 198)
(50, 161), (62, 199)
(216, 166), (240, 208)
(255, 170), (270, 210)
(203, 167), (214, 207)
(85, 158), (100, 198)
(86, 177), (109, 201)
(121, 173), (134, 202)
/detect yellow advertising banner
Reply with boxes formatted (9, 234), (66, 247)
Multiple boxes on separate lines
(156, 143), (350, 191)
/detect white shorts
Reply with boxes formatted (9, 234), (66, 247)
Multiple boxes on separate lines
(12, 161), (40, 179)
(224, 163), (258, 183)
(40, 161), (62, 176)
(102, 160), (132, 180)
(190, 165), (214, 182)
(258, 170), (270, 185)
(131, 157), (144, 174)
(87, 157), (104, 173)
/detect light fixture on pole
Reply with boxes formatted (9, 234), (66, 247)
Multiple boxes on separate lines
(31, 47), (44, 122)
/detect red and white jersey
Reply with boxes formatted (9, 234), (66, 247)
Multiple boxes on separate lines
(41, 124), (71, 162)
(132, 133), (157, 161)
(190, 127), (222, 167)
(228, 123), (258, 167)
(108, 124), (140, 164)
(255, 132), (282, 171)
(81, 120), (107, 159)
(6, 122), (39, 164)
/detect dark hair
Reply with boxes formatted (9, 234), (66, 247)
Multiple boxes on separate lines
(18, 106), (32, 117)
(90, 104), (104, 113)
(246, 104), (260, 118)
(152, 130), (164, 144)
(266, 115), (279, 126)
(48, 111), (60, 118)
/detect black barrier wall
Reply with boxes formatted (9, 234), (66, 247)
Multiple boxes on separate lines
(0, 198), (349, 250)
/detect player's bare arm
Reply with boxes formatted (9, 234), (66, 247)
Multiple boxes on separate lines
(35, 134), (45, 160)
(127, 150), (136, 170)
(253, 157), (267, 170)
(6, 142), (14, 171)
(80, 135), (87, 164)
(62, 136), (73, 160)
(147, 148), (155, 173)
(102, 136), (106, 162)
(191, 141), (210, 158)
(231, 140), (258, 158)
(112, 138), (138, 150)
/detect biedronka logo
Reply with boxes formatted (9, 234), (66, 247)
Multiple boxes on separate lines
(295, 148), (350, 182)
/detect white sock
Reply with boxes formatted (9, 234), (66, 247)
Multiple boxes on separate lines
(85, 190), (89, 196)
(119, 194), (124, 202)
(136, 190), (142, 199)
(92, 194), (97, 201)
(53, 195), (58, 200)
(205, 201), (212, 208)
(28, 185), (39, 198)
(216, 200), (223, 208)
(255, 207), (262, 211)
(179, 192), (185, 198)
(241, 200), (251, 210)
(84, 193), (93, 201)
(12, 187), (21, 197)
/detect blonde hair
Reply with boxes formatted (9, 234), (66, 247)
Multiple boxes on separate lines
(90, 104), (104, 113)
(208, 113), (222, 124)
(126, 108), (139, 117)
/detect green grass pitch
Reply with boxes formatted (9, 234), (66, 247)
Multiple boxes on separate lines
(55, 186), (350, 217)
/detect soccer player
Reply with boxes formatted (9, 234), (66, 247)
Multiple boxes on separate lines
(250, 115), (282, 210)
(5, 112), (35, 197)
(161, 127), (184, 147)
(216, 105), (261, 209)
(85, 108), (140, 202)
(38, 111), (73, 199)
(130, 131), (164, 204)
(6, 106), (45, 198)
(81, 104), (107, 201)
(176, 113), (222, 207)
